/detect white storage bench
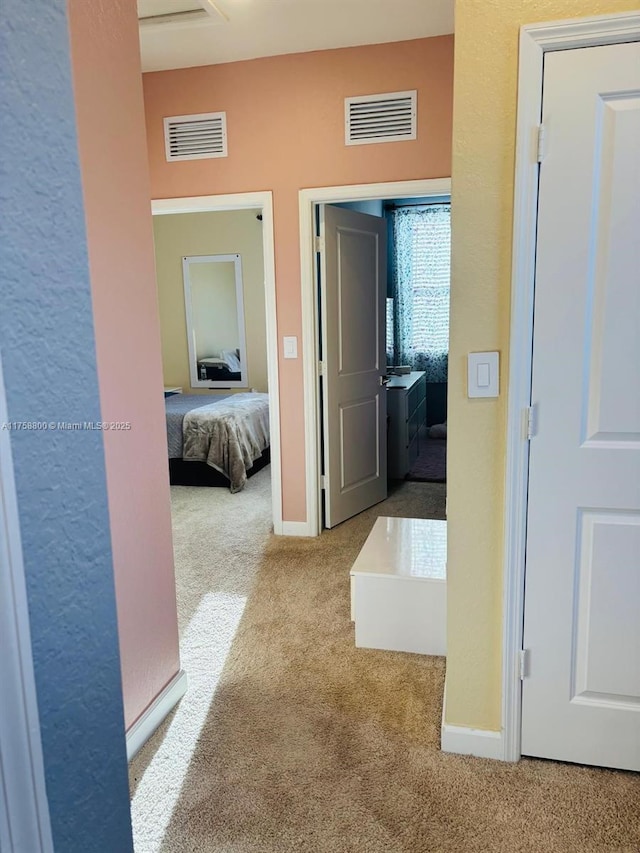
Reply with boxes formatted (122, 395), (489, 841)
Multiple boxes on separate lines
(350, 516), (446, 656)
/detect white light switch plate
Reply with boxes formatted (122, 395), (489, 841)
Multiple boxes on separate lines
(468, 351), (499, 398)
(283, 336), (298, 359)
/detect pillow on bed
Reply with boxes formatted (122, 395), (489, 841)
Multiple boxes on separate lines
(221, 349), (241, 373)
(428, 421), (447, 439)
(199, 357), (226, 366)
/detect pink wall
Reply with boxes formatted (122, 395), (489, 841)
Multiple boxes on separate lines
(68, 0), (180, 729)
(144, 36), (454, 522)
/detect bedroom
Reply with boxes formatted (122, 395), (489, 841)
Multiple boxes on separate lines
(153, 205), (273, 499)
(333, 195), (450, 489)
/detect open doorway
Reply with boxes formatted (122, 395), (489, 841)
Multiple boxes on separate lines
(299, 179), (451, 533)
(302, 179), (451, 660)
(129, 193), (282, 842)
(151, 191), (282, 532)
(334, 198), (450, 481)
(153, 210), (271, 495)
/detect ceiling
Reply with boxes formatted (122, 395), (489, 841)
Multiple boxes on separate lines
(138, 0), (455, 73)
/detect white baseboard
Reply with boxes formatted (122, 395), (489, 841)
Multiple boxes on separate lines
(280, 520), (314, 537)
(126, 669), (187, 761)
(440, 676), (505, 760)
(441, 721), (504, 760)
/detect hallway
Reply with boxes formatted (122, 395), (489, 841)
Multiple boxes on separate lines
(129, 475), (639, 852)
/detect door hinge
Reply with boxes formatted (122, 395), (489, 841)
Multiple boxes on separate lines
(321, 474), (327, 490)
(314, 235), (325, 253)
(525, 404), (537, 440)
(536, 123), (546, 163)
(519, 649), (529, 680)
(318, 360), (326, 377)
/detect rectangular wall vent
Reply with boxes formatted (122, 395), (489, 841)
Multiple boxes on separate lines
(138, 0), (228, 28)
(164, 112), (227, 162)
(345, 91), (417, 146)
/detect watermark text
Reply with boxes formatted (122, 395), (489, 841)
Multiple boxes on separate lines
(1, 421), (132, 431)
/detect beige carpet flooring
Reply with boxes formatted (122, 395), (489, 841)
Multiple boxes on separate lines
(129, 470), (640, 853)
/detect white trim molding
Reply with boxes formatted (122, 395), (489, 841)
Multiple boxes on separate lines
(281, 520), (315, 537)
(501, 11), (640, 763)
(299, 178), (451, 537)
(0, 356), (54, 853)
(151, 191), (284, 535)
(440, 676), (504, 760)
(522, 10), (640, 50)
(182, 253), (248, 389)
(126, 669), (188, 761)
(441, 723), (504, 761)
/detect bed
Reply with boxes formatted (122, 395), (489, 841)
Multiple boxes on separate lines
(197, 349), (242, 383)
(165, 392), (270, 492)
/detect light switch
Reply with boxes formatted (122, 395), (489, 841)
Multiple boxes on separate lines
(477, 362), (490, 387)
(283, 336), (298, 359)
(468, 351), (499, 398)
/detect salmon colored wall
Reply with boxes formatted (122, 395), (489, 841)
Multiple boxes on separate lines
(68, 0), (180, 730)
(143, 36), (454, 522)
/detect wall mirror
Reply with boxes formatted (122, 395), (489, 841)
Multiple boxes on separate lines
(183, 253), (248, 388)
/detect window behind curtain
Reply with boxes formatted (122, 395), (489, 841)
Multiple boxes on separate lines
(389, 204), (451, 383)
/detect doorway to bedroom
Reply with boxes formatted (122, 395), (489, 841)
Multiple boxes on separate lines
(333, 196), (449, 492)
(129, 194), (280, 839)
(297, 177), (450, 667)
(151, 191), (282, 531)
(300, 178), (451, 533)
(149, 192), (279, 698)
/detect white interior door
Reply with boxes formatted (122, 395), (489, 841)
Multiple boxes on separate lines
(522, 42), (640, 771)
(319, 204), (387, 528)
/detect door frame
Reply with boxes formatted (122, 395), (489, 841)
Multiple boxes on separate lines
(502, 11), (640, 763)
(0, 355), (54, 852)
(151, 191), (284, 534)
(299, 178), (451, 537)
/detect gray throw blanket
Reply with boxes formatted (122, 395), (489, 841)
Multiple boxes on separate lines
(182, 393), (270, 493)
(165, 394), (231, 460)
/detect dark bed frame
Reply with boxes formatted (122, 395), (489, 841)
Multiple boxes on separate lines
(168, 448), (271, 487)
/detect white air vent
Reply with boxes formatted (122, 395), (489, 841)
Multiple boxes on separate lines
(138, 0), (228, 28)
(164, 112), (227, 162)
(345, 91), (417, 146)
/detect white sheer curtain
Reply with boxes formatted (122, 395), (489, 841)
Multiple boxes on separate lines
(389, 204), (451, 383)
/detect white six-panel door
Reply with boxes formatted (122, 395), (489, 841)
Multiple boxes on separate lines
(522, 42), (640, 771)
(319, 205), (387, 528)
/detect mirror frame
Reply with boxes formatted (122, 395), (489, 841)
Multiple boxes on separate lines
(182, 253), (249, 389)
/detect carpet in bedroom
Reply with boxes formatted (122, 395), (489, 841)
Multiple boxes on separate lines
(406, 437), (446, 483)
(129, 470), (640, 853)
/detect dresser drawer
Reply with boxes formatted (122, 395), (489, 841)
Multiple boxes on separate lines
(408, 433), (420, 469)
(409, 399), (427, 442)
(386, 371), (426, 479)
(407, 374), (426, 418)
